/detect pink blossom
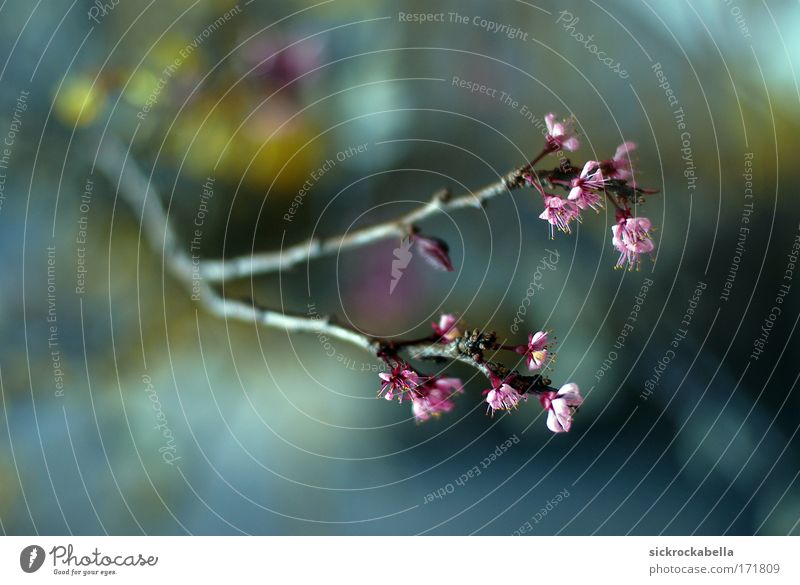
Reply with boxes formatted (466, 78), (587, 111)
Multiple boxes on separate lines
(414, 234), (454, 272)
(568, 161), (606, 211)
(485, 383), (524, 415)
(539, 195), (581, 237)
(411, 377), (463, 422)
(378, 364), (423, 402)
(539, 383), (584, 433)
(545, 113), (580, 152)
(611, 216), (655, 270)
(432, 314), (461, 343)
(517, 331), (550, 371)
(605, 141), (637, 183)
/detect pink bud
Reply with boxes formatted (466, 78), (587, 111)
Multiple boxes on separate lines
(414, 234), (454, 272)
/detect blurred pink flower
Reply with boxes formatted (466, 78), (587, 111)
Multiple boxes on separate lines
(605, 141), (637, 183)
(545, 113), (580, 152)
(539, 195), (581, 237)
(432, 314), (461, 343)
(539, 383), (584, 433)
(611, 216), (655, 270)
(411, 377), (464, 422)
(568, 161), (606, 211)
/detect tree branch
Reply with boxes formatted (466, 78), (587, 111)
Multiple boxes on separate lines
(94, 136), (554, 394)
(197, 158), (655, 283)
(198, 167), (530, 282)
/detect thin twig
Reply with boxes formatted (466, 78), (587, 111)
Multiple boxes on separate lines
(200, 157), (655, 282)
(198, 166), (530, 282)
(95, 136), (553, 393)
(95, 137), (375, 351)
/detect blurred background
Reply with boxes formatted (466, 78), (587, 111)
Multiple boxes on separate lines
(0, 0), (799, 535)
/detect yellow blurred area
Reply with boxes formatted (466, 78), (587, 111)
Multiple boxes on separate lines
(146, 34), (203, 78)
(0, 455), (17, 522)
(122, 68), (161, 108)
(168, 96), (321, 192)
(54, 76), (105, 128)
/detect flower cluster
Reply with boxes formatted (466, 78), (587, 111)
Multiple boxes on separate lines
(366, 113), (656, 432)
(378, 360), (463, 423)
(376, 316), (583, 433)
(532, 113), (657, 270)
(483, 378), (584, 434)
(391, 113), (655, 275)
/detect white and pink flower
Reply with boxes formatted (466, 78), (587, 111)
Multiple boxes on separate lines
(539, 383), (584, 433)
(545, 113), (580, 152)
(568, 161), (606, 211)
(611, 216), (655, 270)
(485, 382), (525, 415)
(539, 194), (581, 237)
(517, 331), (550, 371)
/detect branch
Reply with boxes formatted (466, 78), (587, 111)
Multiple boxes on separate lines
(94, 136), (554, 395)
(95, 137), (374, 351)
(199, 167), (530, 282)
(199, 156), (656, 283)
